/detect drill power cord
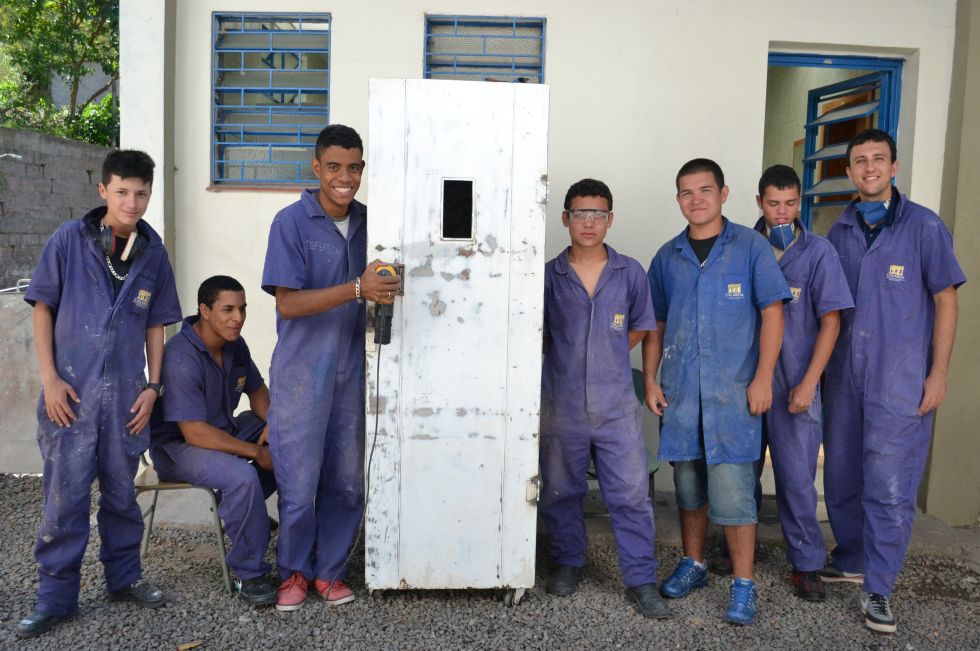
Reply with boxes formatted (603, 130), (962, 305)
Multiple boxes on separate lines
(322, 342), (382, 601)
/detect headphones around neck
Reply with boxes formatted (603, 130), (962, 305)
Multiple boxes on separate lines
(98, 219), (144, 261)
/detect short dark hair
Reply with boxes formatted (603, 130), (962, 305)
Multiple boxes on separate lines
(846, 128), (897, 165)
(563, 178), (613, 211)
(676, 158), (724, 193)
(758, 165), (801, 198)
(102, 149), (155, 187)
(314, 124), (364, 161)
(198, 275), (245, 315)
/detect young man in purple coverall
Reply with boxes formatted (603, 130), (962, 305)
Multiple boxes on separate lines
(149, 276), (279, 606)
(539, 179), (668, 619)
(261, 125), (400, 612)
(750, 166), (853, 601)
(821, 130), (965, 634)
(18, 150), (182, 639)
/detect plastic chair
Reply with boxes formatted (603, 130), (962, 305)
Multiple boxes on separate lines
(135, 454), (234, 595)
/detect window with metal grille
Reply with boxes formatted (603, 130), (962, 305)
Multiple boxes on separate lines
(424, 16), (545, 83)
(212, 13), (330, 185)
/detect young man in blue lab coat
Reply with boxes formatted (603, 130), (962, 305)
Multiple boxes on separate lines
(18, 150), (182, 639)
(645, 159), (792, 625)
(149, 276), (278, 606)
(821, 129), (965, 634)
(749, 165), (853, 601)
(539, 178), (667, 619)
(261, 125), (400, 611)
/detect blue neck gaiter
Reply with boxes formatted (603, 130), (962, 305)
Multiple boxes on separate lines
(768, 223), (796, 250)
(857, 201), (889, 226)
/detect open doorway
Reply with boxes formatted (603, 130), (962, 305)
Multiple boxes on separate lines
(763, 54), (903, 235)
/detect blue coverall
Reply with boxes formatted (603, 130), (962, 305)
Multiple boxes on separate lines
(539, 245), (660, 587)
(261, 190), (367, 582)
(824, 192), (966, 597)
(24, 207), (181, 618)
(149, 316), (277, 580)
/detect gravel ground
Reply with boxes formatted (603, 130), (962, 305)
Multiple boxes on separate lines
(2, 474), (980, 651)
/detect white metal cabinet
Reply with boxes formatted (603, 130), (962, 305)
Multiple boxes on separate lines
(364, 78), (549, 593)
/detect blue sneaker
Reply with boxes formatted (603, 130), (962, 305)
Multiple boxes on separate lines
(725, 578), (758, 625)
(660, 557), (709, 599)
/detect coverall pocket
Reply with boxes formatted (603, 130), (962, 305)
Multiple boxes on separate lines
(604, 300), (630, 337)
(783, 275), (808, 309)
(721, 275), (751, 310)
(879, 257), (914, 291)
(882, 349), (926, 419)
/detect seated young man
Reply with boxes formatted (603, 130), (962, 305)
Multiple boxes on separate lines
(149, 276), (278, 606)
(539, 179), (667, 619)
(644, 159), (791, 626)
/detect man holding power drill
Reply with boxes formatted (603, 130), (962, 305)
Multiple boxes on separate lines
(261, 125), (399, 612)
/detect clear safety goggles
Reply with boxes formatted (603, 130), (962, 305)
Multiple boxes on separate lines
(566, 209), (610, 224)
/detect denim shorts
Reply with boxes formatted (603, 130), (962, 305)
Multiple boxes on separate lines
(672, 455), (757, 525)
(670, 405), (757, 526)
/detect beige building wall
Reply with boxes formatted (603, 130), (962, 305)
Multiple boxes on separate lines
(123, 0), (956, 376)
(120, 0), (972, 512)
(924, 0), (980, 527)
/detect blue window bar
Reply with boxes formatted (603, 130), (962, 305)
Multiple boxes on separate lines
(212, 13), (330, 184)
(425, 16), (545, 83)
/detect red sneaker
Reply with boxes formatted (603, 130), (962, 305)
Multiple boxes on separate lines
(312, 579), (355, 605)
(276, 572), (308, 612)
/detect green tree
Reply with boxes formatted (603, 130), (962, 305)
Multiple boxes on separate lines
(0, 1), (118, 145)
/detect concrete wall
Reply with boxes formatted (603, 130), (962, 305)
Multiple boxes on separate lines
(0, 127), (108, 289)
(0, 295), (43, 473)
(923, 0), (980, 527)
(121, 0), (959, 384)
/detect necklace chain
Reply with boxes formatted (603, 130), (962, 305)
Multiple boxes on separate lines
(99, 219), (129, 281)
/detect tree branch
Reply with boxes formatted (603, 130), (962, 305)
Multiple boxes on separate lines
(76, 75), (119, 117)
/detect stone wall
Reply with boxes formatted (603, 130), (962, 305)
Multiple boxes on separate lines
(0, 127), (108, 289)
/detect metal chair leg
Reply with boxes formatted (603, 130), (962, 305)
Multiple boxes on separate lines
(206, 488), (234, 595)
(140, 489), (160, 558)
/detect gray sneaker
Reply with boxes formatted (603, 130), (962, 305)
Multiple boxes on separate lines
(860, 592), (896, 634)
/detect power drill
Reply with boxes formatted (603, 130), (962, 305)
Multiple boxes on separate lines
(374, 265), (397, 345)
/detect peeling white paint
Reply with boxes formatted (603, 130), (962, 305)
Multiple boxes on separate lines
(365, 78), (549, 591)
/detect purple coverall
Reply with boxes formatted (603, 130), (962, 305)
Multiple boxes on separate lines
(824, 192), (966, 596)
(751, 218), (854, 572)
(149, 316), (277, 580)
(261, 190), (367, 582)
(24, 207), (182, 618)
(540, 245), (660, 587)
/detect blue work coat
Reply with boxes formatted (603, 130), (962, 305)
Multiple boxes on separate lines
(753, 218), (854, 392)
(150, 315), (265, 450)
(648, 217), (792, 464)
(260, 190), (367, 419)
(24, 207), (182, 445)
(826, 193), (966, 414)
(542, 245), (657, 426)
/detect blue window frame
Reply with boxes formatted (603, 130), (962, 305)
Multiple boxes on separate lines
(212, 13), (330, 185)
(768, 53), (903, 227)
(425, 16), (545, 83)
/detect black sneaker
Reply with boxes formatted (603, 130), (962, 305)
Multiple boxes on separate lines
(236, 576), (277, 606)
(268, 516), (279, 532)
(108, 580), (167, 608)
(15, 609), (65, 639)
(547, 565), (582, 596)
(625, 583), (670, 619)
(861, 592), (896, 634)
(790, 570), (826, 602)
(710, 548), (733, 575)
(817, 565), (864, 584)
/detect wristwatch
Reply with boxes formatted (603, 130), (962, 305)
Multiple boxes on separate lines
(145, 383), (164, 397)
